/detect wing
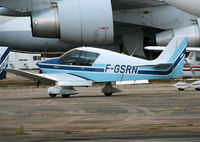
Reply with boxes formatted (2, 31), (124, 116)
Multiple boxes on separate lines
(112, 0), (167, 10)
(0, 0), (53, 12)
(0, 0), (167, 12)
(4, 68), (93, 87)
(145, 46), (200, 52)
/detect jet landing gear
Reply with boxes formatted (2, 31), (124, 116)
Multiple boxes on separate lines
(101, 82), (122, 96)
(48, 86), (79, 98)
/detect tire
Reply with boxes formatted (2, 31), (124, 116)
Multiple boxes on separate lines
(62, 94), (70, 98)
(178, 88), (185, 91)
(49, 94), (57, 97)
(104, 93), (112, 96)
(195, 88), (200, 91)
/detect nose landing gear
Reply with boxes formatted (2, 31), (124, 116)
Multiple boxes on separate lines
(102, 82), (122, 96)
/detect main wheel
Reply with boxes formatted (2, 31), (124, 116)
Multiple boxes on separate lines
(195, 88), (200, 91)
(62, 94), (70, 98)
(104, 93), (112, 96)
(178, 88), (185, 91)
(49, 94), (57, 98)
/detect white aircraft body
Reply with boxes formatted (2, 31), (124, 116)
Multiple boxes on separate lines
(0, 37), (188, 97)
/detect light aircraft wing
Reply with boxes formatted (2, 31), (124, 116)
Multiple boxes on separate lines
(3, 68), (93, 87)
(145, 46), (200, 52)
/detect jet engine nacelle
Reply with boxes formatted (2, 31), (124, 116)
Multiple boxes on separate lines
(156, 23), (200, 47)
(31, 0), (114, 45)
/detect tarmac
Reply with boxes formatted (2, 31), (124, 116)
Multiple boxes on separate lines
(1, 77), (200, 141)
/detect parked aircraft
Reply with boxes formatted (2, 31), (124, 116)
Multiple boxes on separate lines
(174, 52), (200, 91)
(0, 37), (188, 97)
(0, 1), (198, 58)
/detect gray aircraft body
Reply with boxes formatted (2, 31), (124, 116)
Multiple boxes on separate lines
(0, 0), (199, 57)
(164, 0), (200, 17)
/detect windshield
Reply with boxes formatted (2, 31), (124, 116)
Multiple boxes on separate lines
(60, 50), (100, 66)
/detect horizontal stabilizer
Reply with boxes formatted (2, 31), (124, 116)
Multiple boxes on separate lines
(145, 46), (200, 52)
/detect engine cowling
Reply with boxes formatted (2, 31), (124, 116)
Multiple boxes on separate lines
(156, 23), (200, 47)
(31, 0), (114, 45)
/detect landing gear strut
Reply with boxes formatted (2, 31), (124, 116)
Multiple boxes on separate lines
(101, 82), (122, 96)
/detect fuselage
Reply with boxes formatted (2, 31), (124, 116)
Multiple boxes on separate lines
(37, 47), (185, 82)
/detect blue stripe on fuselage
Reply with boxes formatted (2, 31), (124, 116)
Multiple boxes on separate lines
(38, 64), (105, 73)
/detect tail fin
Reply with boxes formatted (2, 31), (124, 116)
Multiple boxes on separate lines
(155, 37), (184, 64)
(171, 37), (188, 78)
(0, 47), (9, 80)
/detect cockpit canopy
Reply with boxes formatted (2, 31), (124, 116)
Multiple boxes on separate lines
(60, 49), (100, 66)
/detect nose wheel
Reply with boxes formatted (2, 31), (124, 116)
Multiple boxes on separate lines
(102, 82), (122, 96)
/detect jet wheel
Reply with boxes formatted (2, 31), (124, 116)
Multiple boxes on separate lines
(104, 93), (112, 96)
(49, 94), (57, 98)
(62, 94), (70, 98)
(195, 88), (200, 91)
(178, 88), (185, 91)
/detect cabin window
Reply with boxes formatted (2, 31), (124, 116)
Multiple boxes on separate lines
(196, 53), (200, 61)
(33, 56), (41, 61)
(60, 50), (99, 66)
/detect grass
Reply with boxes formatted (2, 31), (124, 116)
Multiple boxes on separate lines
(64, 130), (72, 135)
(149, 123), (194, 130)
(16, 126), (25, 135)
(187, 123), (194, 127)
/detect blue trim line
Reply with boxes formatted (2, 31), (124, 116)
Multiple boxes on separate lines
(39, 64), (105, 72)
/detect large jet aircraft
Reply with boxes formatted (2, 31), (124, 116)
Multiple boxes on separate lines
(0, 0), (198, 58)
(0, 16), (78, 54)
(0, 37), (188, 97)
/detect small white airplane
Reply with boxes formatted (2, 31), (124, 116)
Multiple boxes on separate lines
(174, 51), (200, 91)
(0, 37), (188, 98)
(145, 44), (200, 91)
